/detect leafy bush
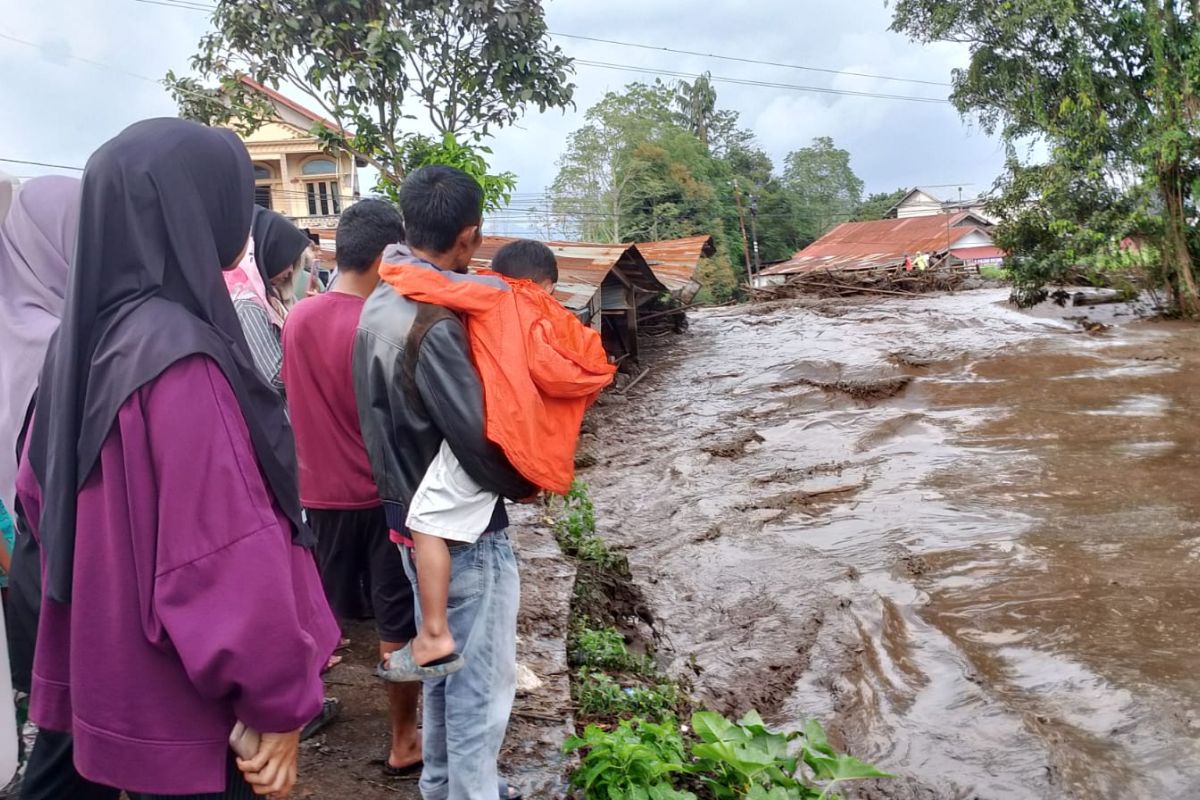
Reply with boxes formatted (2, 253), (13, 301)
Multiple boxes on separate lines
(565, 711), (890, 800)
(575, 625), (655, 675)
(566, 718), (697, 800)
(554, 482), (627, 574)
(575, 670), (680, 719)
(692, 711), (889, 800)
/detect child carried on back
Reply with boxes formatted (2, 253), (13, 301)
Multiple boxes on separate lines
(378, 239), (616, 679)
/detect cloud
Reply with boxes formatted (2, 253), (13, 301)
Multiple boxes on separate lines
(1, 0), (1005, 211)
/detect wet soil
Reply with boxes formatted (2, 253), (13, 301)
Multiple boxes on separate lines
(580, 290), (1200, 800)
(296, 522), (576, 799)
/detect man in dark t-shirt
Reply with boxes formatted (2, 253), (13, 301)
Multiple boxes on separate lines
(281, 199), (421, 776)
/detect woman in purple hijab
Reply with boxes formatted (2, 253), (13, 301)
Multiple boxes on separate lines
(18, 119), (337, 799)
(0, 176), (80, 518)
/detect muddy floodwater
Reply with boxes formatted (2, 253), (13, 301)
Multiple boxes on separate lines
(582, 289), (1200, 800)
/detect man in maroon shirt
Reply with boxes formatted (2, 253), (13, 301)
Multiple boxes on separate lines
(281, 199), (421, 776)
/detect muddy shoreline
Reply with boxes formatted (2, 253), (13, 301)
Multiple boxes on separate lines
(580, 290), (1200, 800)
(295, 289), (1198, 799)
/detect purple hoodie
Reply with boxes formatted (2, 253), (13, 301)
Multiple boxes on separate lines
(17, 355), (339, 795)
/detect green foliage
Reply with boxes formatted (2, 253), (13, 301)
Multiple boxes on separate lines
(855, 189), (910, 222)
(547, 81), (865, 301)
(565, 719), (697, 800)
(978, 265), (1009, 281)
(575, 671), (680, 719)
(553, 481), (630, 576)
(781, 138), (864, 245)
(890, 0), (1199, 313)
(167, 0), (573, 203)
(394, 132), (516, 211)
(576, 626), (655, 674)
(565, 711), (890, 800)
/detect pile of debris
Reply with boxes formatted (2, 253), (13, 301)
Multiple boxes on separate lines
(751, 264), (968, 300)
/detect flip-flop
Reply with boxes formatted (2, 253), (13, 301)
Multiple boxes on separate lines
(499, 779), (523, 800)
(382, 758), (423, 778)
(376, 643), (465, 682)
(299, 697), (341, 741)
(322, 654), (344, 673)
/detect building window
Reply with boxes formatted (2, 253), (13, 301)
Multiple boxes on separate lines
(252, 163), (274, 210)
(301, 158), (337, 176)
(306, 181), (341, 216)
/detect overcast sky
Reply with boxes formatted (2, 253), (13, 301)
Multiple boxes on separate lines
(0, 0), (1006, 236)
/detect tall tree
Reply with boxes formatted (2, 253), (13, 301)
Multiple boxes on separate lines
(166, 0), (573, 209)
(674, 72), (718, 150)
(548, 82), (679, 242)
(891, 0), (1200, 313)
(781, 137), (865, 245)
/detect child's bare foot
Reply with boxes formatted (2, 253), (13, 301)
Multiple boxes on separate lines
(410, 630), (457, 667)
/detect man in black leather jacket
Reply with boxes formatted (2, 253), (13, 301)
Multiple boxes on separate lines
(353, 165), (533, 800)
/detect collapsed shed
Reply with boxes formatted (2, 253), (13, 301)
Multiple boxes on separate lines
(471, 236), (667, 364)
(755, 212), (1001, 293)
(638, 235), (716, 304)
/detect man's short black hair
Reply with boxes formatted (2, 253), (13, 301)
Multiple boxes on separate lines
(335, 198), (404, 272)
(399, 165), (483, 254)
(491, 239), (559, 285)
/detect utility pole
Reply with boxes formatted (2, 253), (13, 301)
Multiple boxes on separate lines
(749, 193), (761, 276)
(732, 179), (753, 283)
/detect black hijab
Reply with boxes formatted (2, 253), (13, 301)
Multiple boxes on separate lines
(252, 207), (311, 283)
(28, 118), (313, 604)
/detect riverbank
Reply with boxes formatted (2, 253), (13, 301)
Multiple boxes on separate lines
(296, 288), (1198, 799)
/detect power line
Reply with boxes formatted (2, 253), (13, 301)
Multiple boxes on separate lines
(574, 59), (948, 104)
(551, 31), (951, 89)
(132, 0), (213, 10)
(128, 0), (952, 102)
(0, 157), (84, 171)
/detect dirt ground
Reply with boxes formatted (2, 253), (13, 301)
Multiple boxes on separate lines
(297, 521), (576, 800)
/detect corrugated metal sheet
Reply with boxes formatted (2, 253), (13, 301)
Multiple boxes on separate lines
(470, 236), (666, 313)
(951, 245), (1006, 263)
(638, 235), (716, 295)
(761, 213), (995, 276)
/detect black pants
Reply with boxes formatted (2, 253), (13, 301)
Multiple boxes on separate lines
(309, 506), (416, 643)
(21, 729), (256, 800)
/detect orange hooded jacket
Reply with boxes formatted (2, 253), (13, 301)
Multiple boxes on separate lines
(379, 262), (616, 495)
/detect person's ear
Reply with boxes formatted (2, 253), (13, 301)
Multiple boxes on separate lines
(457, 224), (480, 253)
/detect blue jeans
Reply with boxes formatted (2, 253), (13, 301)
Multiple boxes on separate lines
(400, 531), (519, 800)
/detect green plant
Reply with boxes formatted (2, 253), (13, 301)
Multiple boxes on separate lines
(691, 711), (890, 800)
(553, 481), (627, 573)
(978, 265), (1010, 281)
(575, 671), (679, 719)
(576, 625), (655, 674)
(565, 718), (697, 800)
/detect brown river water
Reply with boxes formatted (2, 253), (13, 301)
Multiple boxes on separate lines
(582, 289), (1200, 800)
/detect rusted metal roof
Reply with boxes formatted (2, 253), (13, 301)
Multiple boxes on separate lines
(470, 236), (666, 313)
(761, 213), (994, 276)
(638, 235), (716, 294)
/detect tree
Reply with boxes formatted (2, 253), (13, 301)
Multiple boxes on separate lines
(674, 73), (718, 150)
(548, 82), (680, 242)
(855, 188), (910, 221)
(891, 0), (1200, 313)
(166, 0), (573, 210)
(781, 137), (864, 245)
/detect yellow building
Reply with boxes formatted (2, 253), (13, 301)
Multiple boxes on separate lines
(231, 77), (360, 233)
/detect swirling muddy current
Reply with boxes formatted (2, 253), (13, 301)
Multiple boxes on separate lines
(581, 290), (1200, 800)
